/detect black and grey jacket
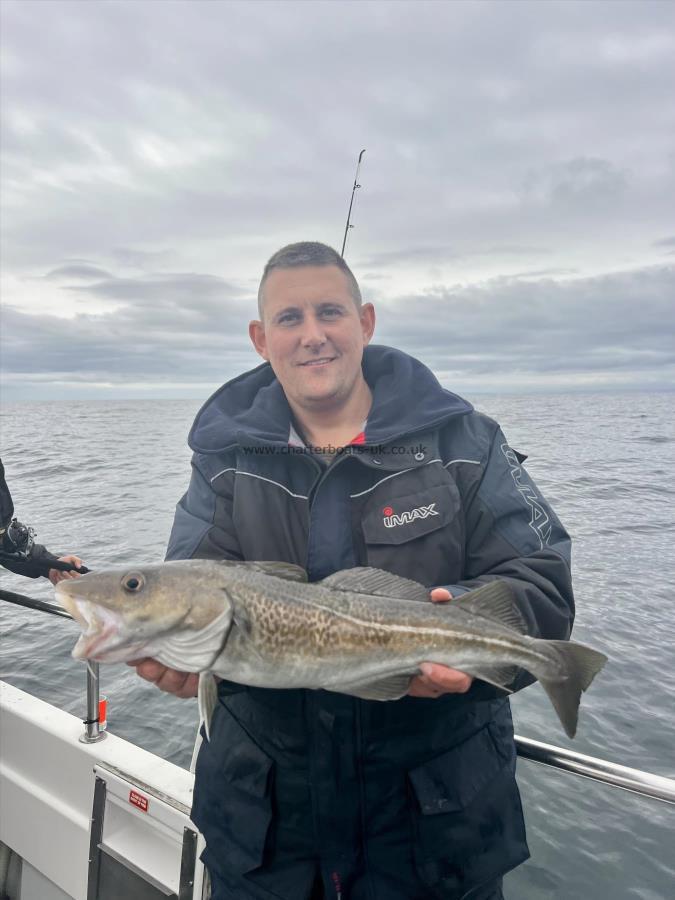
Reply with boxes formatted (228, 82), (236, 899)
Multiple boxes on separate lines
(167, 345), (574, 900)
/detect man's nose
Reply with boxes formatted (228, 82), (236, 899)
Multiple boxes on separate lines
(300, 316), (327, 348)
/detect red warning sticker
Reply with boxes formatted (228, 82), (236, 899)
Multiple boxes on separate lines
(129, 790), (149, 812)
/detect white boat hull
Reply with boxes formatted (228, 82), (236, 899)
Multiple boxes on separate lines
(0, 681), (206, 900)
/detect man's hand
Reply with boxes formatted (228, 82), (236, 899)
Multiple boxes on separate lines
(128, 658), (199, 698)
(407, 588), (474, 698)
(48, 555), (85, 585)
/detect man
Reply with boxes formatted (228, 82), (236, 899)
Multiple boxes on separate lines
(0, 458), (84, 584)
(134, 242), (574, 900)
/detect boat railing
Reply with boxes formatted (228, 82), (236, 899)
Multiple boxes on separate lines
(514, 735), (675, 805)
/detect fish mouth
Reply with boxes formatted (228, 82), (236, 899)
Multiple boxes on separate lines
(54, 580), (86, 623)
(56, 586), (147, 662)
(70, 598), (127, 660)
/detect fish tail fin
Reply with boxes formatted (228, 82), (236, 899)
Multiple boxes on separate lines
(537, 640), (608, 738)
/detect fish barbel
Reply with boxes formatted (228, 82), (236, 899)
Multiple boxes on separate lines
(55, 559), (607, 738)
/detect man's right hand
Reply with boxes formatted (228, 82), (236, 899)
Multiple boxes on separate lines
(128, 659), (199, 698)
(407, 588), (474, 698)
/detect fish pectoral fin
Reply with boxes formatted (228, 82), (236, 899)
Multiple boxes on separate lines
(451, 582), (527, 634)
(198, 673), (219, 742)
(319, 567), (428, 603)
(224, 560), (308, 582)
(333, 672), (415, 701)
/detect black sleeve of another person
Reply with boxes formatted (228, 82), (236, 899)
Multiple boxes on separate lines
(0, 458), (58, 579)
(0, 459), (14, 530)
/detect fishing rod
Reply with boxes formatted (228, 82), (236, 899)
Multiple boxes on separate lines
(0, 585), (73, 619)
(0, 552), (89, 571)
(0, 553), (88, 617)
(340, 149), (366, 258)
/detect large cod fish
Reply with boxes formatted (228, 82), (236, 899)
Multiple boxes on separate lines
(55, 560), (607, 738)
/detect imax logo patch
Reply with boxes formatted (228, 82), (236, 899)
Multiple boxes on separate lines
(383, 503), (439, 528)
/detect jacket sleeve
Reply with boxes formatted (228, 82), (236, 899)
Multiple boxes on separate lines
(0, 459), (15, 531)
(1, 460), (59, 579)
(165, 455), (243, 562)
(0, 543), (59, 579)
(445, 425), (574, 696)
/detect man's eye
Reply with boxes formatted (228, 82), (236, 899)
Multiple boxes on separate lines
(278, 312), (300, 324)
(320, 307), (342, 318)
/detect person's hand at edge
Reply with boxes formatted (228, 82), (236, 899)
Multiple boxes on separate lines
(48, 555), (84, 585)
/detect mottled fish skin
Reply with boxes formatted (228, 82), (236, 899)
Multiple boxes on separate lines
(215, 573), (554, 690)
(56, 559), (607, 738)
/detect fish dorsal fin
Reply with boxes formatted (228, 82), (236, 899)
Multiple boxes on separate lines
(319, 567), (428, 603)
(452, 581), (527, 634)
(217, 559), (308, 582)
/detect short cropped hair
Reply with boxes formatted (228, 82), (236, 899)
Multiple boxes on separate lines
(257, 242), (362, 316)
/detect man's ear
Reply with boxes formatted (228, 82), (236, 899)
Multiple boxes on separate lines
(249, 320), (269, 360)
(360, 302), (376, 345)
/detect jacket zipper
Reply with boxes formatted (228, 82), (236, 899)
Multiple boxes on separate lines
(354, 700), (376, 900)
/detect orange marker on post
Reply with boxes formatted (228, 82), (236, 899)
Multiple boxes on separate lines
(98, 695), (108, 731)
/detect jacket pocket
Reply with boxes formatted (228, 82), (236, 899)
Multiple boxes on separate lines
(192, 698), (273, 877)
(359, 483), (464, 583)
(407, 723), (529, 899)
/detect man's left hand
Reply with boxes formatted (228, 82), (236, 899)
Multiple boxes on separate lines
(407, 588), (474, 698)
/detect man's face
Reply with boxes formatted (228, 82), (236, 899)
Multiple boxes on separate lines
(249, 265), (375, 412)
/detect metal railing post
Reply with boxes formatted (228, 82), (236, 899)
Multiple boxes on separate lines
(79, 661), (106, 743)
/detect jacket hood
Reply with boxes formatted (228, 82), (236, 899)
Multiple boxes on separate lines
(189, 344), (472, 454)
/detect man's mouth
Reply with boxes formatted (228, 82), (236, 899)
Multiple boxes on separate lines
(298, 357), (336, 367)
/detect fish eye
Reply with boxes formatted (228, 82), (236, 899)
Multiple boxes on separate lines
(122, 572), (145, 593)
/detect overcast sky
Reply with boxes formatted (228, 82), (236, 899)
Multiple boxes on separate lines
(1, 0), (674, 401)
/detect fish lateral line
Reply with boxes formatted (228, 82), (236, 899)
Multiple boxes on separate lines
(252, 592), (533, 648)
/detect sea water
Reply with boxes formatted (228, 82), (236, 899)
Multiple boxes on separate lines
(1, 392), (673, 899)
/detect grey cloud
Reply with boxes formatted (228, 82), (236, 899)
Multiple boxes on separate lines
(1, 0), (674, 398)
(509, 268), (578, 279)
(358, 244), (551, 270)
(2, 0), (674, 274)
(2, 264), (673, 396)
(653, 236), (675, 248)
(373, 265), (675, 382)
(44, 264), (113, 281)
(65, 272), (240, 304)
(111, 247), (178, 270)
(2, 293), (257, 383)
(477, 246), (552, 257)
(520, 157), (629, 208)
(359, 246), (462, 268)
(3, 262), (256, 386)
